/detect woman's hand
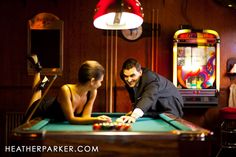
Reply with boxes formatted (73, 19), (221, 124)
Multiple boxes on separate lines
(96, 115), (112, 123)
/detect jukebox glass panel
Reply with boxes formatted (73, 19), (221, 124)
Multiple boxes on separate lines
(177, 46), (216, 89)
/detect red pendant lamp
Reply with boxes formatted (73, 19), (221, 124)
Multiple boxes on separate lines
(93, 0), (144, 30)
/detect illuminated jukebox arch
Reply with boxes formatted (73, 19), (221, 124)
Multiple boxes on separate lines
(173, 29), (220, 106)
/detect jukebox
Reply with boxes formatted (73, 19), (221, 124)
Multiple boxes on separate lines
(173, 29), (220, 107)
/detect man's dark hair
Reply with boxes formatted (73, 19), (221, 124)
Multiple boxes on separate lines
(121, 58), (141, 72)
(120, 58), (142, 81)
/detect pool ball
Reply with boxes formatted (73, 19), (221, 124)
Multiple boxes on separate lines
(115, 123), (123, 130)
(116, 118), (124, 123)
(93, 123), (101, 130)
(123, 124), (131, 131)
(93, 122), (131, 131)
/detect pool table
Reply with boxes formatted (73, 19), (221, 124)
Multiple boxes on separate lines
(11, 113), (213, 157)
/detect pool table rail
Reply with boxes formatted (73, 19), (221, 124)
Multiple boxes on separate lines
(12, 113), (213, 141)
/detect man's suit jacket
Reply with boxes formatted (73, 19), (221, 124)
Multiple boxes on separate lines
(123, 68), (184, 117)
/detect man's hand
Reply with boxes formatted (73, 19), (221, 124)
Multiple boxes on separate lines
(125, 111), (132, 116)
(120, 116), (136, 123)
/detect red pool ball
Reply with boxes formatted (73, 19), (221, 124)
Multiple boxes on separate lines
(93, 123), (101, 130)
(123, 124), (131, 131)
(115, 123), (123, 130)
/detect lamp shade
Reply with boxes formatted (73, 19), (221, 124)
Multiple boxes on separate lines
(93, 0), (144, 30)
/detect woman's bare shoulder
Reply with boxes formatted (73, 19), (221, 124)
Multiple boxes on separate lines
(58, 84), (72, 95)
(60, 84), (74, 90)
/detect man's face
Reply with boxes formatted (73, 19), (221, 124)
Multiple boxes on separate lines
(123, 67), (142, 88)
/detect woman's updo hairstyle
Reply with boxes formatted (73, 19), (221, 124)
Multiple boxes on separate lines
(78, 60), (105, 84)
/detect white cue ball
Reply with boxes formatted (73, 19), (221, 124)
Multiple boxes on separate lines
(116, 118), (123, 123)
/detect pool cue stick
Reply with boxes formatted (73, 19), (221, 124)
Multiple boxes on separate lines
(26, 74), (58, 123)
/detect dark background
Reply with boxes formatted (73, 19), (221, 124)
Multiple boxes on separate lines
(0, 0), (236, 156)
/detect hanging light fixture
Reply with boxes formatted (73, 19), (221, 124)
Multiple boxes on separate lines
(93, 0), (144, 30)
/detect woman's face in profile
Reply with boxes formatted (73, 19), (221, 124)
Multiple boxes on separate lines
(92, 75), (104, 89)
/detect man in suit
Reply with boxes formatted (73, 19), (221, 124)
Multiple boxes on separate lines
(119, 58), (184, 123)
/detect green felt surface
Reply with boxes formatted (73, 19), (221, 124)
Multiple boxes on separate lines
(29, 113), (191, 132)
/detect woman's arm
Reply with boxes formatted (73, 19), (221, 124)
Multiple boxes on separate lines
(81, 90), (111, 123)
(57, 85), (76, 122)
(81, 89), (97, 117)
(57, 85), (110, 124)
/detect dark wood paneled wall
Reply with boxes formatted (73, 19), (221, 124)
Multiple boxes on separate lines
(0, 0), (236, 129)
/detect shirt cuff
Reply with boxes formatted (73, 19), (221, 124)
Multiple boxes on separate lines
(131, 108), (144, 119)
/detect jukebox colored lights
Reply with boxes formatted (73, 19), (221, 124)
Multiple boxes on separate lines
(203, 33), (215, 38)
(178, 33), (190, 38)
(178, 33), (216, 39)
(93, 0), (144, 30)
(177, 32), (216, 44)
